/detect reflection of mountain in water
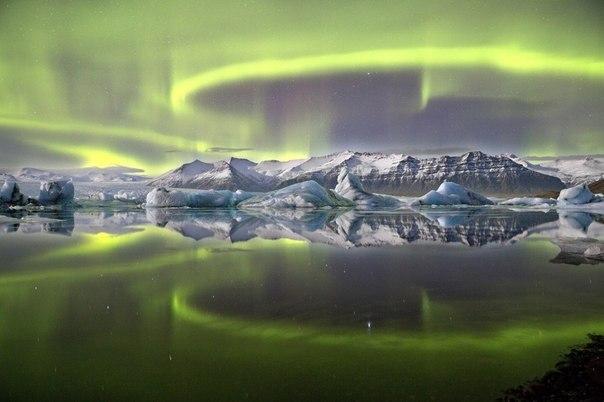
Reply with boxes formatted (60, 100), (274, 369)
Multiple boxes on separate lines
(146, 208), (561, 248)
(2, 207), (602, 263)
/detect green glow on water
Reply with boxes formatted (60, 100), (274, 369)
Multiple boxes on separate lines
(171, 287), (604, 353)
(0, 220), (602, 400)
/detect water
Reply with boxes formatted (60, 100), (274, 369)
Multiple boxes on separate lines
(0, 205), (602, 401)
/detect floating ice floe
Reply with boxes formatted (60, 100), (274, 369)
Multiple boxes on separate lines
(97, 191), (115, 201)
(499, 197), (557, 207)
(38, 180), (75, 206)
(239, 180), (354, 208)
(334, 168), (400, 208)
(114, 190), (146, 204)
(557, 183), (603, 206)
(96, 190), (146, 204)
(411, 181), (494, 206)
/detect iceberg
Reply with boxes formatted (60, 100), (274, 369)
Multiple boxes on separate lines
(145, 187), (254, 208)
(412, 181), (494, 206)
(334, 168), (400, 208)
(412, 190), (457, 206)
(145, 187), (188, 207)
(38, 180), (75, 206)
(557, 183), (603, 206)
(0, 180), (26, 206)
(186, 189), (254, 207)
(239, 180), (354, 208)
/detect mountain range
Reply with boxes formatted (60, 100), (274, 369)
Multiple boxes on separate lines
(4, 151), (602, 197)
(151, 151), (568, 196)
(509, 155), (603, 185)
(149, 158), (275, 191)
(13, 166), (148, 183)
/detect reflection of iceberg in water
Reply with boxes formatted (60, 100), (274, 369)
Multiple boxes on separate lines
(0, 209), (75, 236)
(145, 208), (560, 248)
(74, 211), (148, 234)
(513, 211), (603, 265)
(145, 208), (341, 243)
(0, 216), (20, 233)
(3, 207), (601, 263)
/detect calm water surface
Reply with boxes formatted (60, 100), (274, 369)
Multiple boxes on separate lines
(0, 206), (602, 401)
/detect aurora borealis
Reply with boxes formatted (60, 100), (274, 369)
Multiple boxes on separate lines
(1, 0), (603, 174)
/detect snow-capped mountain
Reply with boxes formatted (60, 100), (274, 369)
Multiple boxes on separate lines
(510, 155), (604, 185)
(254, 158), (307, 176)
(15, 166), (148, 183)
(148, 159), (213, 188)
(272, 151), (565, 196)
(154, 151), (565, 196)
(151, 157), (275, 191)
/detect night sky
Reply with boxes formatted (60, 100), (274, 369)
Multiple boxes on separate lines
(1, 0), (603, 174)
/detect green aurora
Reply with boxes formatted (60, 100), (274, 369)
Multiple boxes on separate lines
(1, 0), (603, 173)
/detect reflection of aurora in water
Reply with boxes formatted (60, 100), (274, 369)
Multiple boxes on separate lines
(0, 208), (603, 400)
(171, 288), (604, 352)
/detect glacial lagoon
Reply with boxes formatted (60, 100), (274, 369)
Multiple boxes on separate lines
(0, 205), (602, 401)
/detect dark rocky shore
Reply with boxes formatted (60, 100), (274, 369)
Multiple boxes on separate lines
(500, 334), (604, 401)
